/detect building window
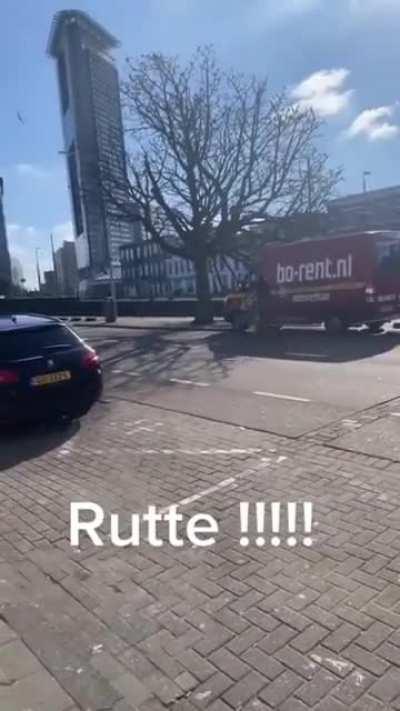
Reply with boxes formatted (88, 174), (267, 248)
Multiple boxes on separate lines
(58, 54), (70, 113)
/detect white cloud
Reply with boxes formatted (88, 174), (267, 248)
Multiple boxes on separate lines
(291, 68), (353, 117)
(6, 221), (74, 289)
(346, 105), (400, 141)
(15, 163), (52, 179)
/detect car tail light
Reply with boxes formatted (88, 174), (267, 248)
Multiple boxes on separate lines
(0, 369), (20, 385)
(82, 351), (101, 370)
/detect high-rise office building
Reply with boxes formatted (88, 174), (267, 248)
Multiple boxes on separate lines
(55, 240), (79, 295)
(48, 10), (140, 295)
(0, 178), (11, 296)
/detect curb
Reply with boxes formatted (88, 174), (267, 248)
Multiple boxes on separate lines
(60, 316), (230, 332)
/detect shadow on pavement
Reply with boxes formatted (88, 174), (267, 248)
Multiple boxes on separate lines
(0, 420), (80, 471)
(207, 327), (400, 364)
(97, 330), (231, 382)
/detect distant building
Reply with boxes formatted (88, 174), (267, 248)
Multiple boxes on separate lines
(55, 240), (79, 295)
(120, 239), (249, 298)
(327, 186), (400, 232)
(0, 178), (11, 295)
(40, 270), (57, 296)
(10, 255), (25, 290)
(48, 10), (140, 296)
(120, 239), (169, 298)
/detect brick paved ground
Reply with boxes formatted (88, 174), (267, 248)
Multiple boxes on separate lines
(2, 397), (400, 709)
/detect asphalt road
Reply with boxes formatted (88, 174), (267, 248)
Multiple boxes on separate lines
(74, 322), (400, 441)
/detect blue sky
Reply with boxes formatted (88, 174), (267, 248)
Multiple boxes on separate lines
(1, 0), (400, 286)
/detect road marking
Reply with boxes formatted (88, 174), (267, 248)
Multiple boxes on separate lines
(160, 453), (287, 513)
(169, 378), (209, 387)
(166, 477), (236, 509)
(111, 369), (139, 376)
(286, 352), (328, 359)
(253, 391), (311, 403)
(140, 447), (263, 456)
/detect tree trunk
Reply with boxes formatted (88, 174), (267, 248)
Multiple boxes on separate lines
(194, 252), (214, 324)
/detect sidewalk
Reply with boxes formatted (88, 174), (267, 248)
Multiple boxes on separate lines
(68, 316), (230, 332)
(2, 396), (400, 709)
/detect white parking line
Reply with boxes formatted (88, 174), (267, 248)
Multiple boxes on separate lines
(160, 453), (287, 513)
(169, 378), (209, 387)
(253, 391), (311, 403)
(111, 369), (139, 376)
(140, 447), (263, 456)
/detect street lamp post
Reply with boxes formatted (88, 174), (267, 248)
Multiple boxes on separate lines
(106, 246), (118, 322)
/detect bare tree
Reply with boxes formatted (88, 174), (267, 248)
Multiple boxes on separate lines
(107, 47), (341, 322)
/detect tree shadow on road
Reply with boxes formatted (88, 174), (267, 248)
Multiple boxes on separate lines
(207, 327), (400, 364)
(97, 330), (230, 383)
(0, 420), (80, 472)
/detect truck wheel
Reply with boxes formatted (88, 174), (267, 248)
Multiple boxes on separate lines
(368, 321), (384, 334)
(325, 316), (346, 335)
(232, 312), (250, 332)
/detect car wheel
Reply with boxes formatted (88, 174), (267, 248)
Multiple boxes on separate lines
(325, 316), (347, 335)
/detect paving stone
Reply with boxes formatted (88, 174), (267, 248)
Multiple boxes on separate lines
(111, 672), (153, 705)
(190, 673), (233, 708)
(295, 669), (339, 706)
(358, 621), (393, 651)
(275, 645), (319, 680)
(223, 670), (267, 707)
(0, 620), (17, 645)
(257, 624), (297, 654)
(333, 668), (374, 705)
(0, 669), (73, 711)
(209, 647), (250, 681)
(291, 624), (329, 653)
(241, 647), (285, 680)
(314, 698), (347, 711)
(176, 671), (198, 692)
(351, 696), (389, 711)
(342, 643), (390, 676)
(323, 623), (360, 653)
(369, 668), (400, 703)
(0, 639), (42, 682)
(259, 670), (303, 707)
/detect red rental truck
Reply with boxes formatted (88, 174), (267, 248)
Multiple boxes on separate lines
(224, 230), (400, 333)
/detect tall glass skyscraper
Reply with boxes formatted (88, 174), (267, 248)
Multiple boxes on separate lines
(0, 178), (11, 296)
(48, 10), (140, 295)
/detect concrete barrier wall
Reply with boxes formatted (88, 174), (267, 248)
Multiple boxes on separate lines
(0, 297), (224, 318)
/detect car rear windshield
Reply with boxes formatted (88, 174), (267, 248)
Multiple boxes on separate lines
(0, 325), (81, 361)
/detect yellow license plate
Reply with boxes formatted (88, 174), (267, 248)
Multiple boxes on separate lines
(31, 371), (72, 387)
